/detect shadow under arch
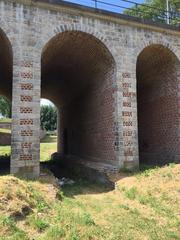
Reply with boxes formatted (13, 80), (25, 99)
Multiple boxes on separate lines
(41, 30), (117, 171)
(137, 44), (180, 166)
(0, 28), (13, 175)
(0, 28), (13, 99)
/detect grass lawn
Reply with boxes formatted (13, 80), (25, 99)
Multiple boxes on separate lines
(0, 132), (179, 239)
(0, 134), (57, 161)
(0, 118), (11, 123)
(0, 164), (179, 240)
(40, 135), (57, 162)
(0, 145), (11, 156)
(0, 128), (11, 134)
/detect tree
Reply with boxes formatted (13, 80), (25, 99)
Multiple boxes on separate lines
(124, 0), (180, 25)
(40, 105), (57, 131)
(0, 96), (11, 118)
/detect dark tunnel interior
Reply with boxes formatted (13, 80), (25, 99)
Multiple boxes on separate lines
(137, 44), (179, 165)
(41, 31), (117, 166)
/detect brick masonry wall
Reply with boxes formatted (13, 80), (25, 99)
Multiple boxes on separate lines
(41, 30), (117, 167)
(59, 68), (116, 166)
(137, 45), (180, 165)
(0, 0), (179, 177)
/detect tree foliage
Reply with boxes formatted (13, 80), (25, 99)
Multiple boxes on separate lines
(0, 96), (11, 118)
(124, 0), (180, 25)
(40, 105), (57, 131)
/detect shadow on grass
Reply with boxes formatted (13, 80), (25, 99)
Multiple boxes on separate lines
(0, 153), (177, 198)
(61, 179), (111, 198)
(58, 163), (176, 198)
(42, 158), (175, 197)
(41, 158), (115, 197)
(41, 135), (57, 143)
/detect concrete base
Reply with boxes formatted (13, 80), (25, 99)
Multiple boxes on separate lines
(48, 153), (115, 188)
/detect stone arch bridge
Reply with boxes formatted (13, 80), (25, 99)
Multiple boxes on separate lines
(0, 0), (179, 178)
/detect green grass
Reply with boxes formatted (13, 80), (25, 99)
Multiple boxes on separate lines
(41, 135), (57, 143)
(124, 186), (138, 200)
(0, 133), (179, 239)
(40, 135), (57, 162)
(0, 134), (57, 162)
(0, 164), (179, 239)
(0, 128), (11, 134)
(0, 216), (27, 240)
(0, 145), (11, 156)
(27, 215), (49, 232)
(0, 118), (11, 123)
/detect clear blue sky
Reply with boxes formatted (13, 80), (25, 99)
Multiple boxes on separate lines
(64, 0), (145, 13)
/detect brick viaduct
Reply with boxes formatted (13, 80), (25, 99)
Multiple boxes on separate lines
(0, 0), (179, 178)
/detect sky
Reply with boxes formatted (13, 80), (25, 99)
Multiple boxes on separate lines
(41, 0), (145, 106)
(41, 99), (54, 106)
(64, 0), (145, 13)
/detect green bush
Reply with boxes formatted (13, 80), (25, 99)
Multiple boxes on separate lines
(40, 105), (57, 131)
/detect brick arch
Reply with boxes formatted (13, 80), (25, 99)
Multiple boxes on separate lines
(0, 19), (15, 54)
(135, 40), (180, 63)
(40, 27), (118, 169)
(0, 19), (11, 39)
(39, 23), (116, 61)
(0, 23), (13, 173)
(0, 25), (13, 100)
(0, 22), (13, 53)
(136, 43), (180, 165)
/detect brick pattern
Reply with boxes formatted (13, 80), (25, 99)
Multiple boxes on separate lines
(121, 69), (139, 169)
(20, 72), (33, 79)
(21, 61), (33, 68)
(20, 95), (33, 102)
(21, 130), (33, 136)
(137, 45), (179, 165)
(12, 54), (39, 176)
(11, 48), (39, 176)
(44, 31), (116, 165)
(0, 0), (177, 178)
(20, 119), (33, 125)
(60, 83), (116, 164)
(21, 142), (32, 148)
(20, 107), (33, 114)
(20, 154), (32, 161)
(21, 83), (33, 90)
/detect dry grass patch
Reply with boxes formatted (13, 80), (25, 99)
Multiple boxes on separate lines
(0, 164), (179, 239)
(0, 171), (60, 239)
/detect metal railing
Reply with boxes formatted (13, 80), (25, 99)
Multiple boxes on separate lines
(62, 0), (180, 26)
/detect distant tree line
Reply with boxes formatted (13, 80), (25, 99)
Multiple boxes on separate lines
(124, 0), (180, 25)
(0, 96), (11, 118)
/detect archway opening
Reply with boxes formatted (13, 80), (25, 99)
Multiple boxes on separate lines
(137, 44), (179, 165)
(0, 29), (13, 174)
(41, 31), (116, 170)
(40, 98), (57, 162)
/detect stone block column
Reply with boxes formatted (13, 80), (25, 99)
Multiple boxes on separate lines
(116, 57), (139, 170)
(10, 47), (41, 178)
